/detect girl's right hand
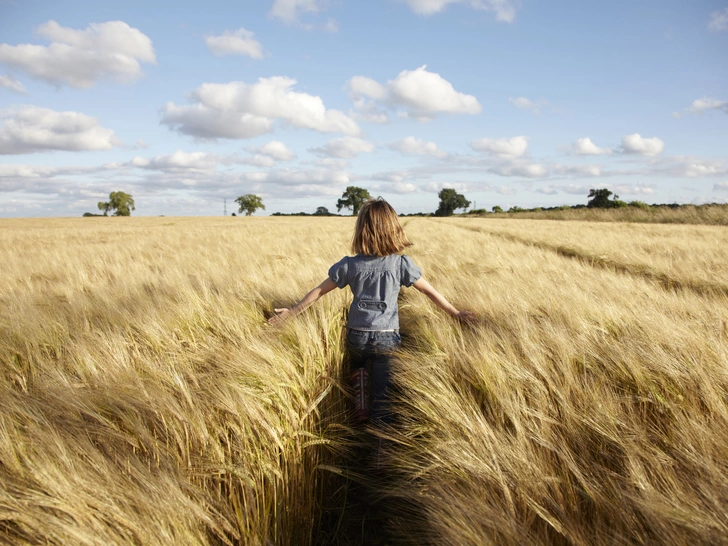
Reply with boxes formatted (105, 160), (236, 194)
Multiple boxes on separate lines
(268, 308), (292, 325)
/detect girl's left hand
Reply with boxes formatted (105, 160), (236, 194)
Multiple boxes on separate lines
(268, 308), (292, 325)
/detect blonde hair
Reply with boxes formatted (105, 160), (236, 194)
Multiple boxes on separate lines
(352, 198), (412, 256)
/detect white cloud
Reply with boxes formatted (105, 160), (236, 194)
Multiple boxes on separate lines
(347, 65), (481, 121)
(568, 137), (612, 156)
(346, 76), (390, 124)
(130, 150), (219, 173)
(0, 20), (155, 88)
(424, 181), (469, 193)
(242, 167), (351, 187)
(323, 18), (340, 33)
(270, 0), (324, 23)
(390, 182), (418, 193)
(709, 8), (728, 31)
(162, 77), (360, 140)
(0, 75), (27, 94)
(161, 102), (274, 140)
(509, 96), (545, 114)
(674, 97), (728, 117)
(714, 181), (728, 192)
(611, 184), (655, 195)
(348, 76), (388, 100)
(547, 184), (592, 195)
(397, 0), (518, 22)
(0, 106), (120, 154)
(552, 163), (602, 177)
(620, 133), (664, 156)
(269, 0), (338, 30)
(471, 135), (528, 157)
(388, 65), (481, 119)
(253, 140), (296, 161)
(0, 164), (93, 179)
(683, 162), (721, 177)
(310, 136), (374, 158)
(489, 162), (547, 178)
(205, 28), (264, 59)
(389, 136), (448, 158)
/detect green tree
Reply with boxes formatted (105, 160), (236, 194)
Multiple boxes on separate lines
(435, 188), (471, 216)
(492, 205), (503, 213)
(98, 191), (135, 216)
(235, 194), (265, 216)
(313, 206), (330, 216)
(587, 188), (622, 209)
(336, 186), (371, 215)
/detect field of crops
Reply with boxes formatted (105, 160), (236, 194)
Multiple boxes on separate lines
(1, 216), (727, 545)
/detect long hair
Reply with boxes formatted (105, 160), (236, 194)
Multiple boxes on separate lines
(352, 198), (412, 256)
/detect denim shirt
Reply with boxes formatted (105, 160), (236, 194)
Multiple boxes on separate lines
(328, 254), (422, 331)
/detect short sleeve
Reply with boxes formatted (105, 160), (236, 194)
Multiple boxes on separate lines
(400, 255), (422, 287)
(328, 256), (349, 289)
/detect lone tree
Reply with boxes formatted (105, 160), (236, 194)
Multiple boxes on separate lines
(313, 206), (330, 216)
(235, 194), (265, 216)
(337, 186), (371, 215)
(587, 188), (625, 208)
(435, 188), (471, 216)
(98, 191), (135, 216)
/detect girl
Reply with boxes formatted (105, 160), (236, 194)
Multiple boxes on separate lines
(269, 198), (473, 425)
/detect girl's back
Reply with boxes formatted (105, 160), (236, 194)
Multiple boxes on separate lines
(329, 254), (421, 331)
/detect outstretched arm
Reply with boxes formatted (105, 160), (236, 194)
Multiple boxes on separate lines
(413, 277), (475, 321)
(268, 278), (338, 325)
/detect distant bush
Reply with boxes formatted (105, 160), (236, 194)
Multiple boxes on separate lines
(629, 201), (650, 209)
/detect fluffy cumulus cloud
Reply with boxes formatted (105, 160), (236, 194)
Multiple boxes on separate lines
(471, 135), (528, 157)
(388, 136), (448, 158)
(674, 97), (728, 117)
(347, 66), (481, 121)
(0, 106), (120, 154)
(160, 103), (274, 140)
(204, 28), (264, 59)
(397, 0), (518, 22)
(310, 136), (374, 158)
(619, 133), (664, 156)
(709, 8), (728, 31)
(568, 137), (612, 156)
(162, 76), (360, 140)
(0, 20), (155, 88)
(0, 75), (26, 94)
(253, 141), (296, 161)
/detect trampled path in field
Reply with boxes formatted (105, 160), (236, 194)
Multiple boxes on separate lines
(440, 219), (728, 298)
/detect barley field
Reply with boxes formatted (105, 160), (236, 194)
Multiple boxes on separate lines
(1, 216), (727, 545)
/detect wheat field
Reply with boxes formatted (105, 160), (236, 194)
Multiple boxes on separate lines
(1, 216), (726, 545)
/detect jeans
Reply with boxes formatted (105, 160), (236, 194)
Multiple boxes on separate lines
(346, 329), (401, 426)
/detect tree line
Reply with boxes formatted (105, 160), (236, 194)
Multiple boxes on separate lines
(85, 187), (716, 218)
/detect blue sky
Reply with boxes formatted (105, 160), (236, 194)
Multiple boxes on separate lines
(1, 0), (726, 217)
